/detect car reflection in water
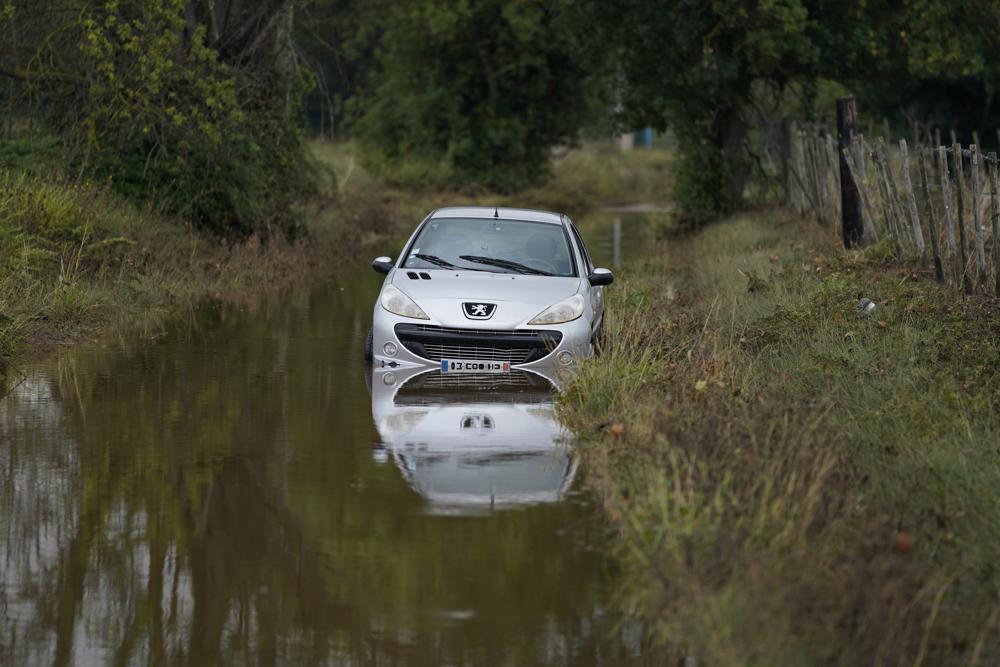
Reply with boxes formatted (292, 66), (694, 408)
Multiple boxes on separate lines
(371, 365), (576, 514)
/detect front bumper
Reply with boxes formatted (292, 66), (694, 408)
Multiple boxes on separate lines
(372, 306), (593, 371)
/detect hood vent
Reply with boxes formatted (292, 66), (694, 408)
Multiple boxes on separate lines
(419, 272), (431, 280)
(406, 271), (419, 279)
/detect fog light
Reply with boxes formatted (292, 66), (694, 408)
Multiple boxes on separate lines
(383, 342), (398, 356)
(557, 350), (575, 366)
(383, 372), (397, 386)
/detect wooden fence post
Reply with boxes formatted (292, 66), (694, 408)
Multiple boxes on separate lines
(837, 97), (864, 247)
(938, 145), (957, 282)
(805, 131), (825, 224)
(989, 153), (1000, 297)
(881, 140), (913, 251)
(843, 139), (879, 242)
(953, 143), (973, 294)
(874, 140), (903, 258)
(918, 148), (944, 281)
(826, 133), (842, 221)
(899, 139), (926, 258)
(971, 145), (987, 287)
(854, 137), (879, 241)
(781, 118), (793, 207)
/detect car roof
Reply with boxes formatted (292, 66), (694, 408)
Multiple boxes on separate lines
(429, 206), (565, 225)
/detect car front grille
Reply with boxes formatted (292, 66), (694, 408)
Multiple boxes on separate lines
(409, 324), (545, 339)
(392, 370), (557, 406)
(421, 343), (532, 364)
(414, 370), (538, 389)
(394, 324), (562, 365)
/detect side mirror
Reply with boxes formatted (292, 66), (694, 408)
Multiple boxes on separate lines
(372, 256), (394, 274)
(588, 268), (614, 286)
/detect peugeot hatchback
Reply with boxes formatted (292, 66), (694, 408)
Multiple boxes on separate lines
(367, 207), (613, 373)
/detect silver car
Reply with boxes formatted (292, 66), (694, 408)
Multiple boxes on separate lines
(367, 206), (613, 372)
(370, 365), (576, 513)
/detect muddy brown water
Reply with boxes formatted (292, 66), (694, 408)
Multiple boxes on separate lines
(0, 213), (655, 665)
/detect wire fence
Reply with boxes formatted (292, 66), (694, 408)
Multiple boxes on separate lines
(783, 122), (1000, 297)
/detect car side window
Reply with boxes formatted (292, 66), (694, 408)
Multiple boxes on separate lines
(569, 223), (594, 274)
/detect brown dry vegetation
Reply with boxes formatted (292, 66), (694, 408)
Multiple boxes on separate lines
(0, 142), (407, 378)
(562, 211), (1000, 664)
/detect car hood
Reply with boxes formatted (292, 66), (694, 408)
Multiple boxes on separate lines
(390, 271), (583, 328)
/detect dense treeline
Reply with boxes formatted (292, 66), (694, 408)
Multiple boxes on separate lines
(4, 0), (1000, 232)
(583, 0), (1000, 224)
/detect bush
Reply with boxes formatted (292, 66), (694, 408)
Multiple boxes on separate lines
(1, 0), (314, 237)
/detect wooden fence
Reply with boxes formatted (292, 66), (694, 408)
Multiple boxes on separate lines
(783, 123), (1000, 296)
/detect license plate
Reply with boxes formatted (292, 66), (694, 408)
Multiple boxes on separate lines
(440, 359), (511, 374)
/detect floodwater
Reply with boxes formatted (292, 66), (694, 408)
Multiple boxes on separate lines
(0, 213), (655, 665)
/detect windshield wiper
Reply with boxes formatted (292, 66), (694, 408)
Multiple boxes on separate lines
(459, 255), (552, 276)
(411, 253), (474, 271)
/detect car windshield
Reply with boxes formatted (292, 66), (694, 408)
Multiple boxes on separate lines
(402, 218), (575, 277)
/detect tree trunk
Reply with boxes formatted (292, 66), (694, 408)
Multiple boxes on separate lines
(717, 107), (748, 211)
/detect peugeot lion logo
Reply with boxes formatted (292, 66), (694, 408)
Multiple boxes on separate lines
(463, 302), (497, 320)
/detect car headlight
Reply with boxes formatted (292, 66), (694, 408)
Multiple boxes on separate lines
(380, 284), (430, 320)
(528, 294), (584, 325)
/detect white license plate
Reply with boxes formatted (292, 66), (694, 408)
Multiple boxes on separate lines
(440, 359), (511, 374)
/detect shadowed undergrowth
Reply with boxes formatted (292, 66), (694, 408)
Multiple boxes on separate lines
(561, 210), (1000, 664)
(0, 160), (383, 379)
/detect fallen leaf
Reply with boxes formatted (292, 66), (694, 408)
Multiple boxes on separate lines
(694, 379), (708, 393)
(878, 320), (887, 328)
(894, 531), (914, 554)
(609, 423), (626, 437)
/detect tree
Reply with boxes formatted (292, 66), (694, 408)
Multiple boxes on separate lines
(0, 0), (313, 237)
(820, 0), (1000, 142)
(352, 0), (596, 191)
(582, 0), (819, 224)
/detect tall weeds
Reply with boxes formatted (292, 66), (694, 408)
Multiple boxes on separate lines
(558, 211), (999, 664)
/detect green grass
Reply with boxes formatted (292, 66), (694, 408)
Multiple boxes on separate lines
(561, 210), (1000, 664)
(0, 143), (399, 379)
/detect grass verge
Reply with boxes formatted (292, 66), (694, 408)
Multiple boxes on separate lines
(561, 210), (1000, 664)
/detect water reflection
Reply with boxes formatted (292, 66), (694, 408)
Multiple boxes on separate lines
(0, 281), (643, 666)
(371, 366), (576, 514)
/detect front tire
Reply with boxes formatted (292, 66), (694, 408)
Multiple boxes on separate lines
(364, 327), (373, 362)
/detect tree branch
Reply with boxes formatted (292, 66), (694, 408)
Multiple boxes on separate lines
(235, 0), (295, 64)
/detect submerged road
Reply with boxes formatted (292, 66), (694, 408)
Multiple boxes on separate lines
(0, 211), (654, 665)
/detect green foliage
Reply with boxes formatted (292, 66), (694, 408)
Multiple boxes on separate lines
(819, 0), (1000, 140)
(353, 0), (596, 191)
(1, 1), (313, 237)
(579, 0), (1000, 221)
(670, 129), (729, 228)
